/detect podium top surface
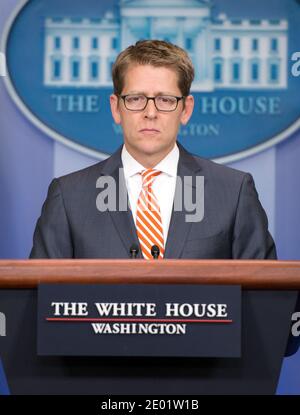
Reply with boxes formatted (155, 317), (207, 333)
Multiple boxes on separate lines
(0, 259), (299, 289)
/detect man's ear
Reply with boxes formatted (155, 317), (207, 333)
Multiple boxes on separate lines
(110, 94), (121, 124)
(180, 95), (194, 126)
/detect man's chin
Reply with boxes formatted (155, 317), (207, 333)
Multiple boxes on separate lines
(137, 144), (167, 156)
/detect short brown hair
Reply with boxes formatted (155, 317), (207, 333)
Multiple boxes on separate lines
(112, 40), (195, 96)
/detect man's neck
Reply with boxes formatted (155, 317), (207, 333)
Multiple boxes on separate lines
(124, 145), (176, 169)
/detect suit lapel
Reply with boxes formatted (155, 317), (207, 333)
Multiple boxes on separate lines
(99, 147), (142, 258)
(164, 143), (202, 258)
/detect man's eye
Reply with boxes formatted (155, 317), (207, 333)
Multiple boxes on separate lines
(127, 95), (143, 102)
(158, 96), (175, 103)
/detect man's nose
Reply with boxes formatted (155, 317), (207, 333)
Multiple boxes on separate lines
(144, 98), (158, 118)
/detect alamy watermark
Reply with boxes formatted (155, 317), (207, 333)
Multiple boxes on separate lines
(0, 52), (7, 77)
(0, 312), (6, 337)
(96, 169), (204, 223)
(291, 312), (300, 337)
(291, 52), (300, 77)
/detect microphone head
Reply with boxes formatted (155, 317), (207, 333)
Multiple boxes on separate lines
(151, 245), (160, 259)
(129, 244), (139, 258)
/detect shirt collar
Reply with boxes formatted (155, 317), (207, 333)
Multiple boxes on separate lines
(121, 143), (179, 180)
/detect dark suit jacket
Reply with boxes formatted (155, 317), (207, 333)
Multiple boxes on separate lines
(30, 143), (276, 259)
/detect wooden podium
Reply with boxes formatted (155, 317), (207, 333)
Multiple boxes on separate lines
(0, 259), (299, 395)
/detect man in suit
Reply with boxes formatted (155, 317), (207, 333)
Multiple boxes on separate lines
(30, 40), (276, 259)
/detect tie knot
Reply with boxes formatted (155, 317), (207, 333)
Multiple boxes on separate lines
(141, 169), (161, 188)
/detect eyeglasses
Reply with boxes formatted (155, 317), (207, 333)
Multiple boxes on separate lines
(119, 94), (185, 112)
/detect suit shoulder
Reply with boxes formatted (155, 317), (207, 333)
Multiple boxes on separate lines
(55, 158), (109, 188)
(192, 154), (249, 183)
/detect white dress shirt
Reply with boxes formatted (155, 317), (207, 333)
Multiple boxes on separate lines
(121, 144), (179, 245)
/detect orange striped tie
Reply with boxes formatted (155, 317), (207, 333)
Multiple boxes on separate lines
(136, 169), (165, 259)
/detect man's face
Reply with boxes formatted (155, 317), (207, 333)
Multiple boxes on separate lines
(110, 64), (194, 166)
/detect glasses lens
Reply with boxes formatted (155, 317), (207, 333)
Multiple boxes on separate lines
(155, 96), (178, 111)
(125, 95), (147, 110)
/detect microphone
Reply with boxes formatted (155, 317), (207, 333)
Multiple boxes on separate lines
(151, 245), (160, 259)
(129, 244), (139, 259)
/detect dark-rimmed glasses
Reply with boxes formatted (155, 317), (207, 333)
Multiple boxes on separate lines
(119, 94), (185, 112)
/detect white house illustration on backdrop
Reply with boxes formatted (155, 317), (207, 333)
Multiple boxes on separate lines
(43, 0), (288, 91)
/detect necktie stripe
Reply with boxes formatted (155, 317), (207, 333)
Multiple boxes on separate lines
(137, 187), (163, 232)
(139, 238), (164, 260)
(142, 174), (161, 189)
(137, 208), (164, 241)
(139, 240), (153, 260)
(138, 197), (163, 230)
(136, 228), (154, 251)
(136, 216), (164, 248)
(142, 170), (161, 183)
(136, 169), (165, 259)
(144, 191), (160, 213)
(137, 229), (154, 252)
(136, 217), (164, 248)
(137, 227), (164, 257)
(138, 230), (164, 258)
(136, 206), (164, 239)
(139, 192), (160, 217)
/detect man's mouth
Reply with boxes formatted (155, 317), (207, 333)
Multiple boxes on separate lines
(139, 128), (160, 133)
